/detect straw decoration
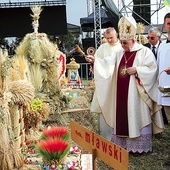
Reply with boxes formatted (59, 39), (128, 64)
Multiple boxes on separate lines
(0, 150), (13, 170)
(136, 22), (148, 44)
(1, 57), (13, 78)
(9, 80), (35, 104)
(10, 146), (24, 169)
(8, 67), (21, 82)
(29, 65), (43, 93)
(30, 6), (42, 21)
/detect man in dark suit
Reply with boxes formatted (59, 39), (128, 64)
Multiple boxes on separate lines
(144, 27), (162, 59)
(144, 27), (169, 124)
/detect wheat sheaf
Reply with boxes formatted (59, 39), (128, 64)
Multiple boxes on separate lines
(9, 80), (35, 104)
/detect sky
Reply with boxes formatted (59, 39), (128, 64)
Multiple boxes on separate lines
(66, 0), (87, 26)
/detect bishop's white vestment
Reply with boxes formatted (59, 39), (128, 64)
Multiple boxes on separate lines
(91, 42), (164, 153)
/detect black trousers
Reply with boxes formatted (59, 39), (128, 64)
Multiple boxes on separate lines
(162, 106), (169, 124)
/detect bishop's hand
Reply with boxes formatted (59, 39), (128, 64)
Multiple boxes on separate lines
(126, 67), (137, 75)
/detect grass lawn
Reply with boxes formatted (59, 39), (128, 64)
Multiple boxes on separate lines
(96, 124), (170, 170)
(128, 124), (170, 170)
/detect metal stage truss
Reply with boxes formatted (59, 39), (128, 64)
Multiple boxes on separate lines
(117, 0), (165, 25)
(87, 0), (167, 48)
(0, 0), (66, 8)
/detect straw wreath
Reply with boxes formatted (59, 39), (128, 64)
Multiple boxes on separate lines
(9, 80), (35, 104)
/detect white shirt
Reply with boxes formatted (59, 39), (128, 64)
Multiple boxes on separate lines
(157, 41), (170, 106)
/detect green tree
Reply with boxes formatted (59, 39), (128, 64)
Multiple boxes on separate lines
(59, 31), (75, 51)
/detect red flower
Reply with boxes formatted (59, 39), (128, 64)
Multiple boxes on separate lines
(19, 104), (23, 109)
(42, 126), (69, 140)
(36, 138), (70, 161)
(36, 126), (70, 162)
(34, 140), (38, 144)
(26, 141), (31, 145)
(38, 138), (68, 153)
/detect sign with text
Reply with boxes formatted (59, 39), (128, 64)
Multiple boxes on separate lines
(71, 120), (129, 170)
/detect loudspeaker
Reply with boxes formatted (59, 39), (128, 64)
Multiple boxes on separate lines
(82, 38), (95, 53)
(132, 0), (151, 25)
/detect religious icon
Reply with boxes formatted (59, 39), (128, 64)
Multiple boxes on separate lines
(70, 71), (77, 80)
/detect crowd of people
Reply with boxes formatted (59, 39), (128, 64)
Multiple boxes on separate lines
(86, 13), (170, 156)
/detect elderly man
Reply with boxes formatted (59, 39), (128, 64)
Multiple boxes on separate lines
(144, 27), (162, 59)
(90, 16), (164, 154)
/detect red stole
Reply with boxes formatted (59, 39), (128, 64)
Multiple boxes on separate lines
(116, 51), (137, 137)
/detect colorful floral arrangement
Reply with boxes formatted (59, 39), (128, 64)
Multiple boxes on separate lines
(35, 126), (70, 168)
(23, 98), (50, 130)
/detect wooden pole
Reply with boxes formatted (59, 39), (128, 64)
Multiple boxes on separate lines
(92, 149), (97, 170)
